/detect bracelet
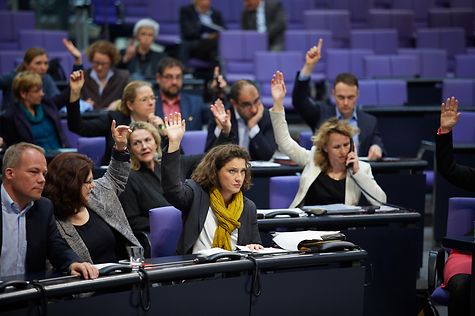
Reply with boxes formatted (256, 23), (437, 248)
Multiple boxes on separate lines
(113, 144), (128, 152)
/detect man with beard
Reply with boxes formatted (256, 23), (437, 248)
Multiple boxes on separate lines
(154, 57), (205, 130)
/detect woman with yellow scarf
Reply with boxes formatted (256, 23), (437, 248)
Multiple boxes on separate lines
(161, 112), (263, 254)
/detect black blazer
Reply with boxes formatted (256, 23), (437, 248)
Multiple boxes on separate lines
(0, 196), (81, 274)
(205, 106), (277, 161)
(0, 94), (69, 150)
(292, 72), (385, 156)
(66, 99), (131, 166)
(161, 150), (261, 254)
(179, 4), (225, 41)
(436, 131), (475, 192)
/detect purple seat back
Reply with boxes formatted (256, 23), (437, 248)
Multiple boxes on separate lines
(417, 28), (466, 58)
(60, 119), (80, 149)
(299, 131), (313, 150)
(364, 55), (391, 78)
(285, 30), (333, 73)
(19, 30), (69, 51)
(446, 197), (475, 238)
(149, 206), (183, 257)
(392, 0), (436, 22)
(326, 49), (374, 81)
(455, 55), (475, 78)
(443, 79), (475, 106)
(452, 112), (475, 145)
(391, 55), (418, 77)
(181, 130), (207, 155)
(269, 175), (301, 208)
(429, 8), (474, 41)
(377, 80), (407, 105)
(213, 0), (243, 29)
(351, 29), (398, 55)
(0, 50), (23, 73)
(369, 9), (415, 46)
(329, 0), (372, 25)
(303, 10), (350, 47)
(77, 137), (106, 167)
(398, 48), (447, 78)
(358, 80), (378, 106)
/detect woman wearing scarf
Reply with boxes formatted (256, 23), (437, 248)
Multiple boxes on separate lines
(161, 112), (262, 254)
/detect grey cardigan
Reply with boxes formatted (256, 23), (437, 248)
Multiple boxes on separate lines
(55, 155), (140, 263)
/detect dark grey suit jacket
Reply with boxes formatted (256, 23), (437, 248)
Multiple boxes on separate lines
(162, 150), (261, 255)
(241, 0), (287, 51)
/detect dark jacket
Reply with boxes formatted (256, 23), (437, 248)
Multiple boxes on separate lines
(205, 106), (277, 161)
(292, 72), (385, 156)
(0, 196), (81, 274)
(436, 131), (475, 192)
(82, 67), (129, 110)
(179, 4), (225, 41)
(162, 150), (261, 254)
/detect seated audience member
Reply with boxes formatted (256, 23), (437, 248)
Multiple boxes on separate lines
(0, 142), (97, 278)
(43, 122), (140, 264)
(162, 112), (263, 254)
(82, 40), (130, 110)
(179, 0), (225, 65)
(120, 121), (202, 232)
(241, 0), (286, 51)
(0, 70), (82, 152)
(436, 97), (474, 316)
(67, 71), (164, 166)
(0, 42), (82, 111)
(292, 39), (385, 159)
(270, 71), (386, 207)
(155, 57), (205, 130)
(118, 18), (165, 81)
(205, 79), (277, 161)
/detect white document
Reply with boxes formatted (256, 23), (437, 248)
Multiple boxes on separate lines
(249, 161), (281, 167)
(272, 230), (340, 251)
(257, 208), (307, 217)
(194, 247), (231, 256)
(235, 245), (289, 254)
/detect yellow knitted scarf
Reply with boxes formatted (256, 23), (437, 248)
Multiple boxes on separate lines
(209, 187), (244, 250)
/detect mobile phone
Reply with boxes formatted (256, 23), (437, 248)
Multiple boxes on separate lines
(346, 138), (354, 169)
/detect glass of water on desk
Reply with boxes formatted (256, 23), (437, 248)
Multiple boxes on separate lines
(127, 246), (144, 270)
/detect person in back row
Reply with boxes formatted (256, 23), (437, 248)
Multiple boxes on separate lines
(271, 71), (386, 207)
(292, 39), (385, 159)
(162, 112), (262, 254)
(205, 79), (277, 161)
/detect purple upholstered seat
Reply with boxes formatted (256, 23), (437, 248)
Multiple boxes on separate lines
(455, 54), (475, 78)
(0, 10), (35, 50)
(364, 55), (391, 78)
(442, 79), (475, 106)
(77, 137), (106, 168)
(281, 0), (315, 29)
(19, 30), (69, 51)
(358, 80), (378, 106)
(268, 175), (301, 208)
(303, 10), (351, 47)
(326, 49), (374, 81)
(181, 130), (207, 155)
(0, 50), (23, 73)
(377, 80), (407, 105)
(428, 8), (474, 41)
(299, 131), (313, 150)
(213, 0), (243, 29)
(416, 28), (466, 58)
(398, 48), (447, 78)
(351, 29), (398, 55)
(452, 112), (475, 145)
(60, 119), (80, 149)
(364, 54), (419, 79)
(391, 0), (435, 24)
(149, 206), (182, 257)
(329, 0), (372, 27)
(369, 9), (415, 46)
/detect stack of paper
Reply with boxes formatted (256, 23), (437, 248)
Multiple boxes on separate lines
(273, 230), (341, 251)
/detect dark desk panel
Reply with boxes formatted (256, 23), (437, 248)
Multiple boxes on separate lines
(0, 252), (367, 316)
(443, 236), (475, 316)
(421, 141), (475, 243)
(258, 211), (420, 316)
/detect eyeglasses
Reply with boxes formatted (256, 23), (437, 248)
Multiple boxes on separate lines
(238, 98), (261, 109)
(162, 74), (183, 81)
(137, 95), (157, 103)
(83, 179), (93, 186)
(91, 60), (111, 67)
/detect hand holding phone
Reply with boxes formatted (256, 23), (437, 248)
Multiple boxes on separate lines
(346, 138), (355, 170)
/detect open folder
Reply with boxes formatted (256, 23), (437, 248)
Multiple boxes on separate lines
(302, 203), (362, 215)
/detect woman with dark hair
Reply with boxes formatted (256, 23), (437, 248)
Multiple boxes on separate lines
(269, 71), (386, 207)
(161, 112), (262, 254)
(437, 97), (474, 316)
(43, 121), (140, 264)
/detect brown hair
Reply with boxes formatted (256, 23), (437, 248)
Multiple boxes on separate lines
(333, 72), (359, 89)
(118, 80), (153, 116)
(127, 121), (162, 171)
(229, 79), (258, 103)
(2, 142), (44, 175)
(156, 57), (184, 75)
(86, 40), (120, 65)
(43, 153), (94, 219)
(12, 71), (42, 101)
(16, 47), (48, 72)
(313, 117), (357, 173)
(192, 144), (252, 192)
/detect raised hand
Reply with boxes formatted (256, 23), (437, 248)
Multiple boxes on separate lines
(210, 98), (231, 135)
(62, 39), (82, 65)
(122, 38), (136, 63)
(271, 70), (286, 112)
(147, 113), (167, 136)
(165, 112), (186, 153)
(367, 144), (382, 160)
(69, 70), (84, 102)
(440, 97), (461, 134)
(302, 38), (323, 76)
(111, 119), (132, 151)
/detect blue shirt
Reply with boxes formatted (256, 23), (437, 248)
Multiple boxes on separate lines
(335, 107), (360, 152)
(0, 185), (34, 277)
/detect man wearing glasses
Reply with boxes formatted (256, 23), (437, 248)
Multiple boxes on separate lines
(154, 57), (205, 131)
(205, 79), (277, 161)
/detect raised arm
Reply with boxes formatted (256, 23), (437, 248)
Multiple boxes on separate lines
(300, 38), (323, 77)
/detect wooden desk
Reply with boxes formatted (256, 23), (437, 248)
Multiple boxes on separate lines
(443, 236), (475, 316)
(420, 141), (475, 243)
(0, 251), (367, 316)
(258, 211), (421, 316)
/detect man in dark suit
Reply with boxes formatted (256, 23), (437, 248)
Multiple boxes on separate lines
(292, 39), (385, 159)
(155, 57), (206, 130)
(179, 0), (225, 64)
(241, 0), (287, 51)
(205, 80), (277, 161)
(0, 142), (98, 278)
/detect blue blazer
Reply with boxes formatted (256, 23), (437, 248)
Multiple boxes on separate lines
(155, 93), (205, 131)
(0, 196), (81, 275)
